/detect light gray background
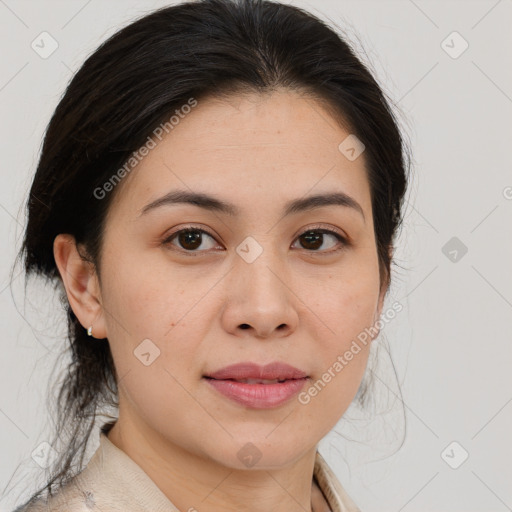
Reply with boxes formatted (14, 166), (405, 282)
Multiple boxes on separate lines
(1, 1), (511, 511)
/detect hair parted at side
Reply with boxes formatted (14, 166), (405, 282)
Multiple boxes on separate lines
(12, 0), (410, 506)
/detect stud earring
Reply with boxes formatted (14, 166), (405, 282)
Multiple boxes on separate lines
(87, 326), (93, 337)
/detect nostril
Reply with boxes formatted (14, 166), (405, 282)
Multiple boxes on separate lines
(240, 324), (250, 329)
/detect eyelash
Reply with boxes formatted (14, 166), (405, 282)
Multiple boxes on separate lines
(162, 224), (350, 256)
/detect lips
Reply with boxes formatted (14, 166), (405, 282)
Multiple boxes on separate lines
(204, 361), (308, 381)
(203, 362), (309, 408)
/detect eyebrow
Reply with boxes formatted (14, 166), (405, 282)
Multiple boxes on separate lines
(138, 189), (365, 222)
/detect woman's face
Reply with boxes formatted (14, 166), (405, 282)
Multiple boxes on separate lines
(93, 89), (386, 468)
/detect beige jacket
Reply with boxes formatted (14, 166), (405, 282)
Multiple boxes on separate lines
(16, 428), (361, 512)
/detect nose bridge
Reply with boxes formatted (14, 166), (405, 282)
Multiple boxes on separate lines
(234, 234), (285, 299)
(221, 234), (298, 337)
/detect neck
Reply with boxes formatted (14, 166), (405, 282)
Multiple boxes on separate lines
(107, 418), (327, 512)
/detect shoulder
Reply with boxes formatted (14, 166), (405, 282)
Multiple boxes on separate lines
(11, 468), (131, 512)
(12, 435), (109, 512)
(12, 489), (95, 512)
(11, 427), (152, 512)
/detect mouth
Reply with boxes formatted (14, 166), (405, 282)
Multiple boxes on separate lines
(203, 374), (309, 409)
(202, 361), (309, 408)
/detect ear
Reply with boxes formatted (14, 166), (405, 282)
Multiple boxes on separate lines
(53, 234), (107, 339)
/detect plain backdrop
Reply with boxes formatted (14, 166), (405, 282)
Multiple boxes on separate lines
(1, 1), (511, 511)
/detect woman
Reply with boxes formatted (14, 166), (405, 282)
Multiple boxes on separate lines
(12, 0), (410, 510)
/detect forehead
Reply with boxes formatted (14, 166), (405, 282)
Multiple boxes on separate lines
(108, 89), (372, 220)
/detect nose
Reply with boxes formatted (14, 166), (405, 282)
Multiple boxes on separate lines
(220, 247), (299, 339)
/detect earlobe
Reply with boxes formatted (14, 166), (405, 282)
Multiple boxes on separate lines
(53, 234), (107, 339)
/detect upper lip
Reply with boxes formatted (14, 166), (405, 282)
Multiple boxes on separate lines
(204, 362), (308, 381)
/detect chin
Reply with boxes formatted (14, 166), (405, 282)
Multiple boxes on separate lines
(206, 432), (314, 471)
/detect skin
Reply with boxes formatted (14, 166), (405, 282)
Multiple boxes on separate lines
(54, 88), (388, 512)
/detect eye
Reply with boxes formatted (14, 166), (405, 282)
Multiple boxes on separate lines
(162, 224), (349, 255)
(291, 226), (348, 253)
(163, 226), (221, 254)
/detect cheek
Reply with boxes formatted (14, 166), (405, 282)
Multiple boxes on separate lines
(311, 261), (381, 346)
(298, 291), (375, 436)
(299, 264), (379, 418)
(100, 258), (200, 433)
(99, 248), (208, 387)
(101, 245), (185, 338)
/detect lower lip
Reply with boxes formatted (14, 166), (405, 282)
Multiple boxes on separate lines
(205, 377), (308, 409)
